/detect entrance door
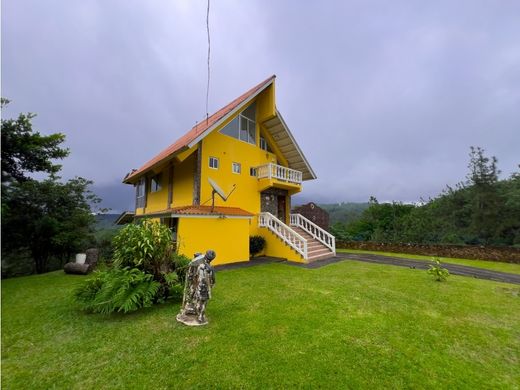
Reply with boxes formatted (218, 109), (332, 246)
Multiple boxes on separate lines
(277, 196), (286, 223)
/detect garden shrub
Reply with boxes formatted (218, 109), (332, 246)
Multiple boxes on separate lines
(75, 219), (187, 314)
(74, 267), (160, 314)
(249, 235), (266, 257)
(427, 258), (450, 281)
(113, 219), (174, 274)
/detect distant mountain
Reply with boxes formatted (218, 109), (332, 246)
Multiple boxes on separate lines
(318, 202), (369, 225)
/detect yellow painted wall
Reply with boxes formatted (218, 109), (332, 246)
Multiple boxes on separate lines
(260, 228), (305, 263)
(199, 85), (296, 233)
(145, 163), (169, 212)
(172, 153), (195, 208)
(177, 217), (250, 265)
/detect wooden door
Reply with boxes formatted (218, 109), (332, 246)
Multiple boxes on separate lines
(277, 196), (286, 223)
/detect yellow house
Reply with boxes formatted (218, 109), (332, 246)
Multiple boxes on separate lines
(122, 76), (335, 265)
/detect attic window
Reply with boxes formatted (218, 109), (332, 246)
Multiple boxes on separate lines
(220, 102), (256, 145)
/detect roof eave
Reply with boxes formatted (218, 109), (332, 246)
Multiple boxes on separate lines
(122, 145), (190, 184)
(275, 109), (317, 181)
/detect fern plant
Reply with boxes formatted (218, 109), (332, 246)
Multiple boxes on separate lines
(427, 258), (450, 282)
(74, 268), (160, 314)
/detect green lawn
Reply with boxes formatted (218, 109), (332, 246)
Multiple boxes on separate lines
(2, 262), (520, 389)
(338, 248), (520, 275)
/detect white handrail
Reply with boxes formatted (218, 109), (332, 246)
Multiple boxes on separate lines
(290, 214), (336, 254)
(257, 163), (302, 185)
(259, 212), (308, 259)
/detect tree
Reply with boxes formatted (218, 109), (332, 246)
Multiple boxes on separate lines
(2, 176), (100, 274)
(1, 98), (69, 183)
(1, 100), (100, 275)
(465, 147), (502, 244)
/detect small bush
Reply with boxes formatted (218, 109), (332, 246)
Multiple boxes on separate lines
(112, 219), (174, 273)
(250, 235), (266, 257)
(427, 258), (450, 282)
(74, 267), (160, 314)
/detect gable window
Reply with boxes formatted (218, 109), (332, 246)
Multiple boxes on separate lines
(219, 102), (256, 145)
(250, 167), (257, 177)
(136, 178), (146, 208)
(232, 162), (241, 174)
(209, 156), (219, 169)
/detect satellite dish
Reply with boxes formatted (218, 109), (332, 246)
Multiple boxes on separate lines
(208, 178), (236, 211)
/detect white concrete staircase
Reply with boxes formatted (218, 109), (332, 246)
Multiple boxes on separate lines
(259, 212), (335, 263)
(291, 227), (335, 262)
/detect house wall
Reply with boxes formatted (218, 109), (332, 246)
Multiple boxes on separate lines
(172, 153), (196, 207)
(261, 233), (305, 263)
(176, 217), (250, 265)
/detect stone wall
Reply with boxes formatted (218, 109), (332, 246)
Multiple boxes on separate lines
(337, 241), (520, 263)
(260, 188), (288, 216)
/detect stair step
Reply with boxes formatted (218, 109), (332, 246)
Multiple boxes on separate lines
(307, 253), (335, 262)
(308, 249), (332, 256)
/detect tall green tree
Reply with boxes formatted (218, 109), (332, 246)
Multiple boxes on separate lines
(336, 147), (519, 247)
(1, 99), (100, 275)
(1, 98), (69, 183)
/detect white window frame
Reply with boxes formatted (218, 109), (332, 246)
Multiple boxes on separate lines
(219, 103), (256, 145)
(209, 156), (219, 169)
(239, 115), (256, 145)
(232, 162), (241, 174)
(151, 174), (162, 192)
(260, 137), (268, 151)
(136, 178), (146, 208)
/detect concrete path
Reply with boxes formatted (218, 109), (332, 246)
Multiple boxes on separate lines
(216, 254), (520, 285)
(322, 253), (520, 285)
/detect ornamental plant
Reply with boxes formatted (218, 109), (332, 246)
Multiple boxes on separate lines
(427, 258), (450, 282)
(249, 235), (266, 257)
(75, 219), (190, 314)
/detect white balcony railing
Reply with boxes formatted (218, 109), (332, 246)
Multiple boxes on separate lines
(290, 213), (336, 255)
(259, 212), (308, 258)
(257, 163), (302, 185)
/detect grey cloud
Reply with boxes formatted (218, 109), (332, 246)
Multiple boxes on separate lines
(2, 0), (519, 209)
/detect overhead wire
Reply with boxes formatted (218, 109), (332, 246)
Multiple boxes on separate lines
(205, 0), (211, 124)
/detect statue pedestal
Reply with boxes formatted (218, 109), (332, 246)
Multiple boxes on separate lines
(176, 313), (208, 327)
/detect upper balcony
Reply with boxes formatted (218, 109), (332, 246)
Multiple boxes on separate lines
(256, 163), (303, 193)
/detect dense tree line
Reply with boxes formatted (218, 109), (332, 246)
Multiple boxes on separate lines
(1, 99), (100, 276)
(331, 147), (520, 247)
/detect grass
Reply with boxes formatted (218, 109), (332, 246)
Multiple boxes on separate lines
(2, 262), (520, 389)
(338, 248), (520, 275)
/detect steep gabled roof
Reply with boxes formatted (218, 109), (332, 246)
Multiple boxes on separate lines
(124, 75), (276, 183)
(123, 75), (316, 183)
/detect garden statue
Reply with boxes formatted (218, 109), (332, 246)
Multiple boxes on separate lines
(176, 250), (216, 326)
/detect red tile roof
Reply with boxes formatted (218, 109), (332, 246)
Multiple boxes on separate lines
(124, 75), (276, 183)
(138, 205), (254, 218)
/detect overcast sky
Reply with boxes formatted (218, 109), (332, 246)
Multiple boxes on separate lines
(3, 0), (519, 212)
